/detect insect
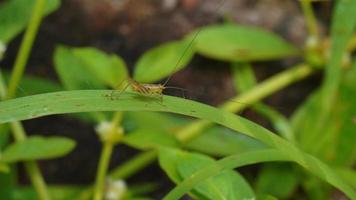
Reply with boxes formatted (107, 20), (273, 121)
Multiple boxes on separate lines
(109, 0), (226, 102)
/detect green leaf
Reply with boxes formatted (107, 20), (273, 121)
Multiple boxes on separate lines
(159, 147), (255, 200)
(134, 39), (194, 83)
(71, 47), (128, 88)
(1, 136), (76, 162)
(54, 46), (106, 90)
(0, 91), (355, 198)
(122, 112), (185, 149)
(123, 130), (179, 149)
(195, 24), (299, 61)
(158, 147), (184, 183)
(123, 112), (188, 133)
(162, 150), (290, 200)
(337, 168), (356, 189)
(256, 163), (298, 199)
(303, 0), (356, 157)
(0, 0), (60, 43)
(3, 71), (62, 96)
(54, 46), (127, 89)
(291, 61), (356, 165)
(0, 166), (16, 200)
(185, 125), (267, 156)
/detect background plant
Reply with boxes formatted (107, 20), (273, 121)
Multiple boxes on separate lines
(0, 0), (355, 200)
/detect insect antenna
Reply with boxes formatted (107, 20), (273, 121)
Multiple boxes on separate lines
(162, 0), (227, 87)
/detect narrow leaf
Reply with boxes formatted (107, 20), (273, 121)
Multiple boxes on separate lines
(232, 63), (294, 141)
(0, 91), (354, 198)
(305, 0), (356, 155)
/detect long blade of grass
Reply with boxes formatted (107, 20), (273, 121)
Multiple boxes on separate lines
(0, 90), (355, 198)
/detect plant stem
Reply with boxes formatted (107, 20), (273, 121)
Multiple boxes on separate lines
(177, 63), (314, 141)
(300, 0), (319, 42)
(93, 112), (124, 200)
(110, 150), (158, 179)
(0, 0), (51, 199)
(10, 122), (50, 200)
(93, 142), (114, 200)
(110, 63), (315, 178)
(5, 0), (47, 99)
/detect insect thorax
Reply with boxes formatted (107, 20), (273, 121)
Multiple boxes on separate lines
(142, 84), (164, 94)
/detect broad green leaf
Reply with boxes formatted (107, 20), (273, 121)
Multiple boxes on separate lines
(177, 149), (255, 200)
(162, 150), (291, 200)
(185, 125), (267, 156)
(134, 39), (194, 83)
(159, 147), (255, 200)
(1, 136), (76, 162)
(0, 91), (355, 198)
(0, 0), (60, 43)
(256, 163), (298, 199)
(54, 46), (106, 90)
(71, 47), (128, 88)
(194, 24), (299, 61)
(158, 147), (184, 183)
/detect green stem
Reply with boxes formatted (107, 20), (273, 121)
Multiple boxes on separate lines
(110, 150), (158, 179)
(9, 121), (50, 200)
(5, 0), (47, 99)
(93, 112), (124, 200)
(25, 161), (51, 200)
(1, 77), (50, 200)
(0, 0), (50, 198)
(110, 63), (315, 178)
(300, 0), (319, 44)
(93, 143), (114, 200)
(177, 63), (314, 141)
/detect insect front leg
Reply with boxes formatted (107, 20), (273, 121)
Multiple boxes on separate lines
(109, 80), (131, 100)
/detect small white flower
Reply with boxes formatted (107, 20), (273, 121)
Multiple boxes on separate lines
(105, 179), (127, 200)
(95, 121), (124, 144)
